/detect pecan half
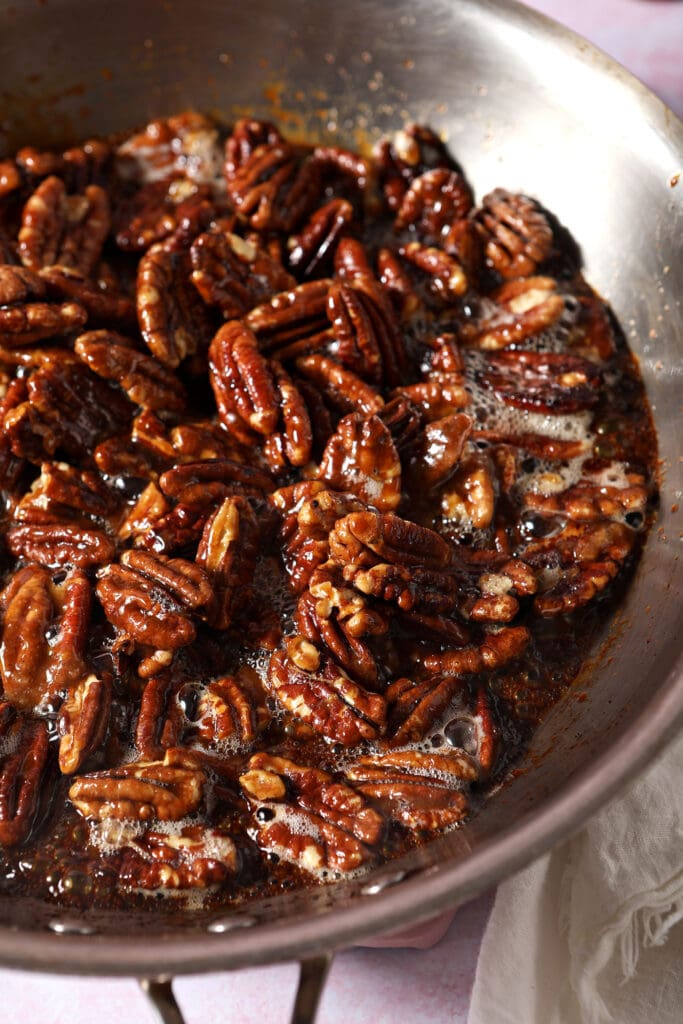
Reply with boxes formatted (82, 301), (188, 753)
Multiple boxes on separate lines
(74, 330), (186, 413)
(0, 265), (87, 348)
(398, 241), (468, 303)
(0, 716), (50, 845)
(462, 276), (565, 350)
(159, 457), (273, 507)
(209, 321), (312, 467)
(295, 353), (384, 416)
(194, 668), (270, 747)
(394, 167), (473, 239)
(96, 550), (213, 651)
(69, 749), (206, 821)
(58, 673), (112, 774)
(190, 229), (295, 316)
(406, 413), (472, 491)
(118, 825), (241, 890)
(288, 198), (354, 278)
(329, 510), (457, 573)
(478, 350), (601, 414)
(135, 674), (186, 757)
(39, 265), (136, 329)
(347, 747), (469, 831)
(196, 495), (260, 629)
(475, 189), (554, 280)
(117, 112), (224, 189)
(240, 752), (384, 873)
(422, 625), (530, 675)
(137, 243), (213, 368)
(269, 640), (387, 746)
(18, 176), (110, 276)
(0, 564), (54, 709)
(245, 279), (332, 359)
(375, 124), (461, 212)
(318, 412), (401, 512)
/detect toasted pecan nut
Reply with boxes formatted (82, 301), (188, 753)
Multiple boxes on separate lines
(244, 278), (332, 359)
(159, 457), (273, 507)
(398, 240), (468, 302)
(441, 453), (497, 530)
(96, 551), (213, 651)
(137, 243), (213, 368)
(196, 496), (260, 629)
(295, 353), (384, 416)
(475, 189), (554, 280)
(69, 751), (206, 821)
(462, 276), (565, 350)
(117, 112), (224, 189)
(269, 642), (387, 746)
(39, 265), (136, 329)
(191, 230), (295, 316)
(0, 716), (50, 845)
(74, 330), (186, 412)
(478, 350), (601, 414)
(135, 675), (187, 758)
(118, 825), (241, 891)
(240, 752), (383, 874)
(7, 522), (116, 569)
(318, 412), (401, 512)
(18, 176), (110, 276)
(288, 198), (354, 278)
(330, 510), (457, 572)
(58, 673), (112, 774)
(0, 564), (54, 709)
(194, 668), (270, 747)
(0, 266), (87, 347)
(394, 167), (473, 239)
(407, 413), (472, 491)
(326, 283), (383, 384)
(226, 141), (319, 233)
(385, 675), (466, 745)
(14, 461), (117, 525)
(422, 625), (530, 676)
(375, 123), (461, 212)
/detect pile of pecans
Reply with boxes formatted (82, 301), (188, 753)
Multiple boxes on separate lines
(0, 113), (655, 904)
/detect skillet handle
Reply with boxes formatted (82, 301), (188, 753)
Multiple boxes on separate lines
(139, 952), (335, 1024)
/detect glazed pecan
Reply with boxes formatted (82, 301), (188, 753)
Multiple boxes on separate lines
(329, 510), (457, 573)
(114, 179), (215, 252)
(394, 167), (473, 239)
(137, 243), (213, 368)
(525, 519), (636, 616)
(39, 265), (136, 329)
(478, 350), (601, 414)
(295, 354), (384, 416)
(96, 550), (213, 651)
(209, 321), (312, 468)
(13, 460), (116, 525)
(117, 112), (224, 189)
(93, 409), (176, 479)
(11, 357), (133, 462)
(288, 198), (354, 278)
(119, 825), (240, 890)
(375, 124), (461, 212)
(0, 564), (54, 709)
(347, 747), (470, 831)
(194, 668), (270, 747)
(462, 276), (565, 350)
(441, 453), (497, 530)
(191, 229), (295, 317)
(69, 749), (206, 821)
(244, 279), (333, 360)
(240, 752), (384, 873)
(58, 673), (112, 774)
(196, 495), (260, 629)
(74, 330), (186, 412)
(7, 522), (115, 570)
(272, 482), (366, 593)
(18, 176), (110, 276)
(475, 189), (554, 280)
(159, 457), (273, 507)
(0, 716), (50, 845)
(296, 565), (387, 688)
(225, 119), (284, 179)
(422, 625), (530, 675)
(0, 265), (87, 348)
(406, 413), (472, 491)
(226, 139), (318, 233)
(398, 241), (468, 303)
(385, 675), (465, 745)
(522, 467), (649, 522)
(333, 239), (408, 385)
(318, 412), (401, 512)
(326, 283), (384, 384)
(269, 639), (387, 746)
(135, 674), (186, 757)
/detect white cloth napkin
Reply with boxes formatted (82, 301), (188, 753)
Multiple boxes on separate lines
(468, 731), (683, 1024)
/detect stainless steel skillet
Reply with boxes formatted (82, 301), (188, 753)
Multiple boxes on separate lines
(0, 1), (680, 1021)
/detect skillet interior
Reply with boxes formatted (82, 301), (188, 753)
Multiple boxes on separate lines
(0, 0), (681, 975)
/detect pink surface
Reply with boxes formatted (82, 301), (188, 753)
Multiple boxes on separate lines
(3, 4), (682, 1022)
